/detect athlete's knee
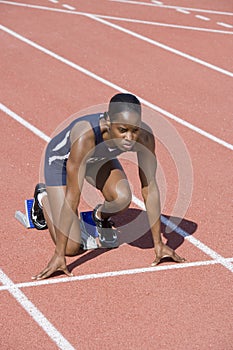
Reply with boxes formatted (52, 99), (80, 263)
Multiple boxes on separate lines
(112, 186), (132, 212)
(117, 179), (132, 204)
(103, 179), (132, 213)
(117, 190), (132, 208)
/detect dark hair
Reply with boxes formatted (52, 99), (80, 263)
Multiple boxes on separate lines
(107, 93), (141, 120)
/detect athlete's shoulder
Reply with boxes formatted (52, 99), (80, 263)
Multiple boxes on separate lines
(70, 113), (102, 145)
(70, 112), (101, 129)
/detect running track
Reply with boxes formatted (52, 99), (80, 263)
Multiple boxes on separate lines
(0, 0), (233, 349)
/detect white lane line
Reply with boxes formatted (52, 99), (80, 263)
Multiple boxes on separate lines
(163, 218), (233, 271)
(62, 4), (76, 11)
(0, 258), (233, 292)
(48, 0), (59, 3)
(1, 26), (233, 152)
(0, 103), (50, 143)
(217, 22), (233, 29)
(0, 269), (75, 350)
(85, 14), (233, 78)
(1, 2), (233, 35)
(97, 15), (232, 34)
(1, 102), (233, 273)
(3, 0), (232, 17)
(132, 195), (233, 272)
(176, 9), (190, 14)
(151, 0), (163, 4)
(110, 0), (233, 16)
(195, 15), (210, 21)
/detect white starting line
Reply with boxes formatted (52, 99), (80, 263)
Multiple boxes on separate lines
(1, 258), (233, 292)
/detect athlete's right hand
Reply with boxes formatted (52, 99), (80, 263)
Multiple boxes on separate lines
(32, 253), (73, 280)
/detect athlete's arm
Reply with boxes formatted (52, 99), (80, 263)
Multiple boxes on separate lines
(137, 129), (162, 245)
(137, 127), (185, 266)
(55, 122), (96, 256)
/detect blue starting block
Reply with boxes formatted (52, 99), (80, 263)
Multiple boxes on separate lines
(79, 211), (99, 250)
(15, 199), (35, 229)
(15, 200), (99, 250)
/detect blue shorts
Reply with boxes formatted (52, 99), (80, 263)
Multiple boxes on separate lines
(44, 149), (120, 187)
(44, 145), (68, 186)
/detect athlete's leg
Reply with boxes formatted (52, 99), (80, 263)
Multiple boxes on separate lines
(86, 159), (132, 219)
(42, 186), (81, 256)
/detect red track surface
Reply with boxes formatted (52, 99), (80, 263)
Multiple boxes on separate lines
(1, 0), (233, 349)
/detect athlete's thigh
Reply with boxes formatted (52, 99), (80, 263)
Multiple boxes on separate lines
(85, 159), (131, 201)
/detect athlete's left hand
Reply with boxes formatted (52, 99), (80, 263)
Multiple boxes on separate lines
(152, 242), (186, 266)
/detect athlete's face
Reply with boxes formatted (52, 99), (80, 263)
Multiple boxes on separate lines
(109, 111), (141, 151)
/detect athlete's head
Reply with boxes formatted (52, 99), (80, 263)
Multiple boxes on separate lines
(106, 93), (142, 151)
(108, 93), (141, 120)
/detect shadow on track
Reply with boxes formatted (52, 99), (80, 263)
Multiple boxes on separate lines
(67, 208), (197, 272)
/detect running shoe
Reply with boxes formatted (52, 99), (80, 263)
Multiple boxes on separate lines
(31, 183), (48, 230)
(92, 204), (119, 248)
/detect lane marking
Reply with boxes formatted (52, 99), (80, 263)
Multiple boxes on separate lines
(151, 0), (163, 4)
(217, 22), (233, 29)
(1, 2), (229, 77)
(176, 9), (190, 14)
(62, 4), (76, 11)
(93, 13), (233, 35)
(2, 0), (233, 29)
(195, 15), (210, 21)
(0, 258), (233, 292)
(96, 15), (232, 34)
(110, 0), (233, 16)
(48, 0), (58, 3)
(0, 269), (75, 350)
(1, 102), (233, 273)
(1, 1), (233, 35)
(0, 103), (50, 143)
(132, 195), (233, 272)
(85, 14), (233, 78)
(1, 26), (233, 152)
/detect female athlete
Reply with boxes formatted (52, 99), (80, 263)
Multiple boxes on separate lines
(31, 93), (185, 280)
